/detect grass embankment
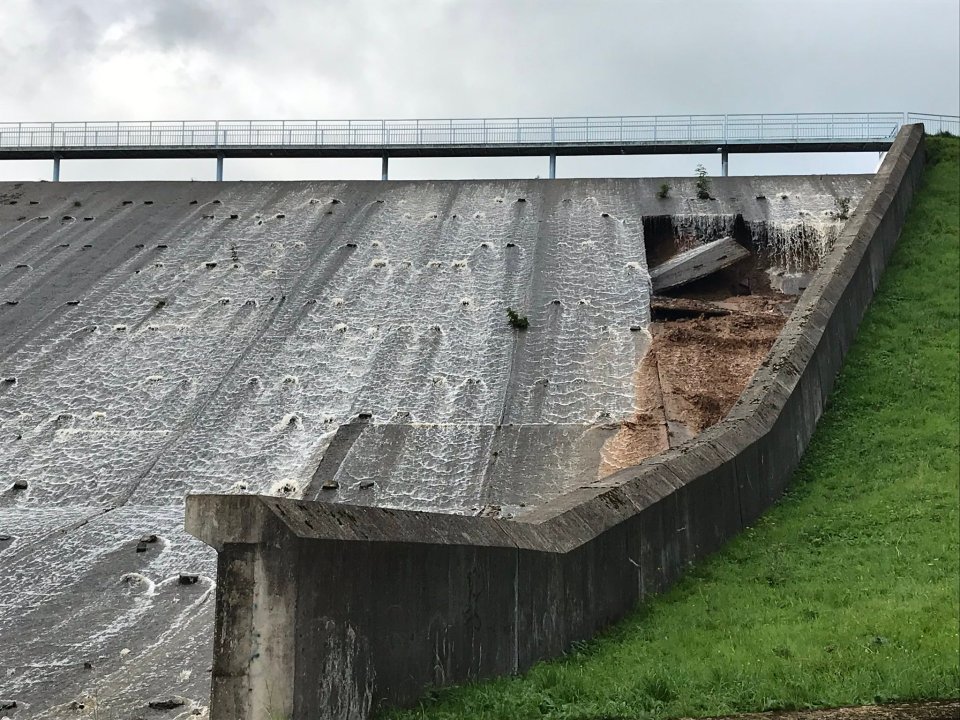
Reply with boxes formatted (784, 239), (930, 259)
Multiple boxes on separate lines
(387, 137), (960, 720)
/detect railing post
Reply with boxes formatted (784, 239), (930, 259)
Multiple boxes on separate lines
(482, 118), (486, 145)
(214, 120), (220, 147)
(550, 117), (555, 145)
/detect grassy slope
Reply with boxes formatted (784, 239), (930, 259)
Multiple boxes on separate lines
(387, 137), (960, 720)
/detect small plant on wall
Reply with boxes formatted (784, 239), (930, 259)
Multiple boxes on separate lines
(506, 307), (529, 330)
(656, 183), (671, 199)
(695, 164), (712, 200)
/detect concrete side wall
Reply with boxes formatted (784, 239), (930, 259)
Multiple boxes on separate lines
(187, 125), (926, 720)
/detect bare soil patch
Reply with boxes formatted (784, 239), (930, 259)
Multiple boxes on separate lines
(600, 293), (787, 477)
(685, 700), (960, 720)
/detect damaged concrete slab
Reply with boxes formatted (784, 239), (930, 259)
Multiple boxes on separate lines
(650, 236), (751, 291)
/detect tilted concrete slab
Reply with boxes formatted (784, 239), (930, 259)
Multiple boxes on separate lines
(649, 236), (751, 291)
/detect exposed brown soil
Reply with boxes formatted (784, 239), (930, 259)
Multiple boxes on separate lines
(684, 700), (960, 720)
(599, 293), (788, 477)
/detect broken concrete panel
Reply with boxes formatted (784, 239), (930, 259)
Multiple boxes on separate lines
(649, 236), (751, 291)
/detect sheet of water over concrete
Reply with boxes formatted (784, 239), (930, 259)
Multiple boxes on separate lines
(0, 174), (871, 716)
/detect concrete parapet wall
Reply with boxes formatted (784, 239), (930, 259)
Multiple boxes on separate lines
(186, 125), (926, 720)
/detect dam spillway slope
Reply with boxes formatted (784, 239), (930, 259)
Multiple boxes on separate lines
(0, 180), (654, 515)
(0, 174), (870, 716)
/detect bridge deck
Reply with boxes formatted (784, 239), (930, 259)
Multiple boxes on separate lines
(1, 113), (954, 180)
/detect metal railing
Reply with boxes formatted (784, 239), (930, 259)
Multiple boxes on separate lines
(0, 112), (955, 151)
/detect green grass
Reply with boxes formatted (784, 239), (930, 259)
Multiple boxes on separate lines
(386, 137), (960, 720)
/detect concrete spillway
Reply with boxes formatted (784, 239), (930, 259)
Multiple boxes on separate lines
(0, 174), (870, 717)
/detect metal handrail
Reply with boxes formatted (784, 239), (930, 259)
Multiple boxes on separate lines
(1, 112), (955, 151)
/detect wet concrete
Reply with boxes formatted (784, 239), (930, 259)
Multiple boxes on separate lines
(0, 174), (870, 717)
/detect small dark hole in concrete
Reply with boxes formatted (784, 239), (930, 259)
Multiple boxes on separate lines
(122, 200), (133, 205)
(12, 480), (28, 490)
(189, 200), (198, 205)
(144, 200), (154, 205)
(230, 214), (239, 219)
(178, 574), (199, 585)
(204, 262), (217, 269)
(66, 300), (80, 306)
(156, 244), (168, 249)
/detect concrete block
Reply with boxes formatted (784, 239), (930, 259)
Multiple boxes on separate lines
(649, 237), (750, 291)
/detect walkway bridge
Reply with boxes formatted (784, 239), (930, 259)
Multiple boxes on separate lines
(0, 111), (956, 180)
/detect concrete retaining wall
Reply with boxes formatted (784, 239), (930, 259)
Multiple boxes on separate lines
(186, 125), (926, 720)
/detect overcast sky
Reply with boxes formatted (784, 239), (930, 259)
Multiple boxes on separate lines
(1, 0), (957, 182)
